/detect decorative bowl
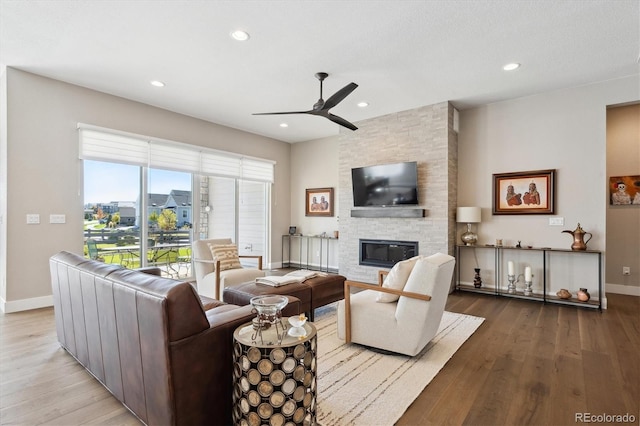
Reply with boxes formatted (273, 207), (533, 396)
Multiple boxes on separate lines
(250, 295), (288, 324)
(288, 314), (307, 328)
(288, 327), (307, 338)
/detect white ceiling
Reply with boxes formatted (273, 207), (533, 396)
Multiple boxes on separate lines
(1, 0), (638, 143)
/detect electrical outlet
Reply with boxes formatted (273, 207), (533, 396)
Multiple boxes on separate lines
(26, 214), (40, 224)
(50, 214), (66, 224)
(549, 217), (564, 226)
(623, 266), (631, 276)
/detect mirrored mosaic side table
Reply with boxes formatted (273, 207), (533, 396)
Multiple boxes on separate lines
(232, 319), (317, 426)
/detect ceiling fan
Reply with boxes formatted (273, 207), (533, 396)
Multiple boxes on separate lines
(253, 72), (359, 131)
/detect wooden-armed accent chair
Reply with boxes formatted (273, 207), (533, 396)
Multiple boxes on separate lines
(337, 253), (455, 356)
(192, 238), (266, 300)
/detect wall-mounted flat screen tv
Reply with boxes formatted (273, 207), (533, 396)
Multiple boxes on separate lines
(352, 161), (419, 207)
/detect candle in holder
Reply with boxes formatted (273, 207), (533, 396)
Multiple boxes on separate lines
(525, 266), (532, 281)
(508, 261), (514, 275)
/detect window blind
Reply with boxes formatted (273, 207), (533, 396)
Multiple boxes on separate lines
(78, 124), (275, 182)
(79, 128), (148, 166)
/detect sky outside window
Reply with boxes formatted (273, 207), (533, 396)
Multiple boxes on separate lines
(84, 160), (191, 204)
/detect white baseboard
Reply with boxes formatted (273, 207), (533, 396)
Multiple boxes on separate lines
(0, 295), (53, 313)
(606, 283), (640, 297)
(268, 261), (283, 270)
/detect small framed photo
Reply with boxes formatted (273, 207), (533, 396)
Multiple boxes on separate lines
(492, 169), (556, 215)
(609, 175), (640, 205)
(305, 187), (334, 217)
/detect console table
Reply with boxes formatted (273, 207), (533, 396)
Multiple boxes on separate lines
(281, 235), (338, 273)
(455, 245), (602, 310)
(232, 320), (317, 425)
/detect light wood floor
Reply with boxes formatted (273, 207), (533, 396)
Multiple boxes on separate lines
(1, 293), (638, 425)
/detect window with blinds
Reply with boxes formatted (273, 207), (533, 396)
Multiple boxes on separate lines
(78, 124), (275, 183)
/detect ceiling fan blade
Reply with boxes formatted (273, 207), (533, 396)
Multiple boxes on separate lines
(322, 82), (358, 110)
(253, 110), (312, 115)
(328, 113), (358, 131)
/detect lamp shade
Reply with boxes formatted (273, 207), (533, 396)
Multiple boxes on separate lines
(457, 207), (481, 223)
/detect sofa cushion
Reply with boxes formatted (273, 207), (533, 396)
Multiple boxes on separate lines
(376, 256), (420, 303)
(208, 243), (242, 271)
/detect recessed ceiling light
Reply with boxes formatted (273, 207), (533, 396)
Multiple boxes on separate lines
(357, 102), (369, 108)
(279, 123), (288, 128)
(503, 63), (521, 71)
(231, 30), (250, 41)
(150, 80), (165, 87)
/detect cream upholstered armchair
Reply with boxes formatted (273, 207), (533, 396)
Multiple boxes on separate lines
(337, 253), (455, 356)
(192, 238), (266, 300)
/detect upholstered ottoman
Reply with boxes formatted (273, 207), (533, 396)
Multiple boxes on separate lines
(223, 274), (346, 320)
(223, 281), (312, 317)
(304, 274), (346, 318)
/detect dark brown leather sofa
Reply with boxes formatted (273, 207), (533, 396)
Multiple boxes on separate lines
(49, 251), (298, 425)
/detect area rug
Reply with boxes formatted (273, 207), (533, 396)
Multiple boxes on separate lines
(314, 305), (484, 426)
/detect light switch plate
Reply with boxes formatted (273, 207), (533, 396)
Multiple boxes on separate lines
(26, 214), (40, 224)
(49, 214), (66, 224)
(549, 217), (564, 226)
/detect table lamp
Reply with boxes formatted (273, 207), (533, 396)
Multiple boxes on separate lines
(457, 207), (481, 246)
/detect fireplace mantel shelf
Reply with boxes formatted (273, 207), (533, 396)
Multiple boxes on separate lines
(350, 208), (425, 218)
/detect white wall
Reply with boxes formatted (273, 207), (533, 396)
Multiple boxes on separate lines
(606, 103), (640, 294)
(289, 136), (340, 269)
(458, 75), (639, 297)
(1, 68), (291, 312)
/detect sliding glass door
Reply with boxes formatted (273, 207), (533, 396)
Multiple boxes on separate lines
(207, 176), (268, 267)
(80, 125), (274, 277)
(146, 168), (193, 278)
(83, 160), (194, 278)
(83, 160), (143, 267)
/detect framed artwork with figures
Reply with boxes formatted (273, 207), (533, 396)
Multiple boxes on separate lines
(492, 169), (556, 215)
(305, 188), (334, 217)
(609, 175), (640, 205)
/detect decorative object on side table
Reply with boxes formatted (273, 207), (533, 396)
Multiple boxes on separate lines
(556, 289), (572, 299)
(523, 266), (533, 296)
(507, 261), (516, 294)
(473, 268), (482, 288)
(250, 295), (289, 344)
(288, 314), (308, 337)
(562, 223), (593, 251)
(457, 206), (482, 245)
(577, 288), (591, 302)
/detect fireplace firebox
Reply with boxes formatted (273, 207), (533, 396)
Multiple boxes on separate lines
(359, 239), (418, 268)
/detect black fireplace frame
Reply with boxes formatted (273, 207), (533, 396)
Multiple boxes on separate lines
(359, 239), (419, 268)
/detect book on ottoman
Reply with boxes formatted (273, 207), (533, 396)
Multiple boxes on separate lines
(256, 270), (323, 287)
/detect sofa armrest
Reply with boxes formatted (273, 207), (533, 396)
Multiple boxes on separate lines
(170, 304), (257, 425)
(136, 266), (163, 276)
(343, 280), (432, 343)
(205, 304), (255, 328)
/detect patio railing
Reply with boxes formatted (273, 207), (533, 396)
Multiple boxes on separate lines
(84, 228), (192, 279)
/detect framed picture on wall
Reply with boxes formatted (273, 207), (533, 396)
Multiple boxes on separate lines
(305, 187), (334, 217)
(492, 169), (556, 215)
(609, 175), (640, 205)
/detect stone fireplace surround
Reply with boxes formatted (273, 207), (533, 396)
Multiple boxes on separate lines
(338, 101), (458, 283)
